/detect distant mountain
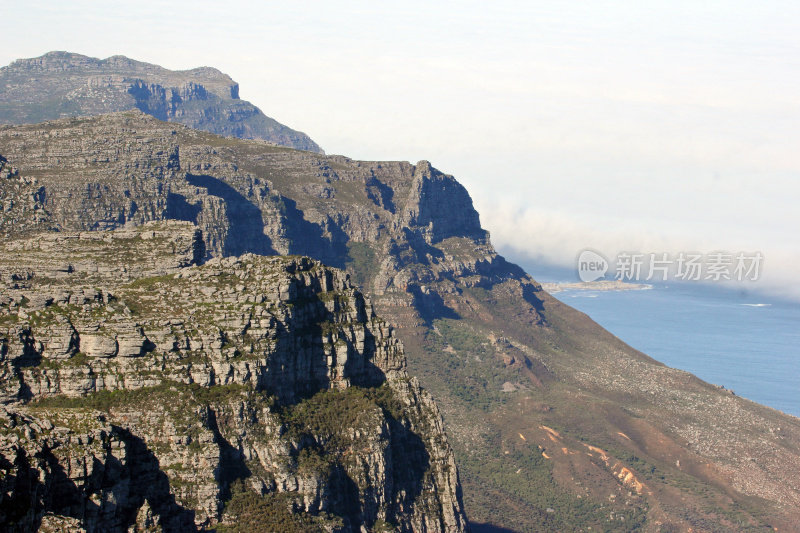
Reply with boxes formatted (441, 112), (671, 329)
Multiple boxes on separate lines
(3, 112), (800, 531)
(0, 51), (322, 153)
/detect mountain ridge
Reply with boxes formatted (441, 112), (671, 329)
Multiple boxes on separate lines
(0, 52), (322, 153)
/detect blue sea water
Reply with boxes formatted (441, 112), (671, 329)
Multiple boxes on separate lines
(517, 262), (800, 417)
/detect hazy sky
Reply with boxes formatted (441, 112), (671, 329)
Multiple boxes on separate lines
(4, 1), (799, 299)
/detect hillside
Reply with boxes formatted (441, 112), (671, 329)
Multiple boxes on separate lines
(0, 52), (322, 153)
(1, 112), (799, 532)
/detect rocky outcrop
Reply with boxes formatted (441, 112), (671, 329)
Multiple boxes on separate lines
(396, 161), (485, 244)
(0, 52), (322, 153)
(0, 407), (196, 532)
(0, 157), (50, 238)
(0, 223), (468, 532)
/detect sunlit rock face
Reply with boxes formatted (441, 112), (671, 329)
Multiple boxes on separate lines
(0, 223), (468, 532)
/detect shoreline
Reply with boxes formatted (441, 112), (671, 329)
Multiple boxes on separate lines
(541, 279), (653, 293)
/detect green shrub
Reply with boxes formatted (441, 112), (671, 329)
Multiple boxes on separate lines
(345, 242), (377, 287)
(218, 483), (326, 533)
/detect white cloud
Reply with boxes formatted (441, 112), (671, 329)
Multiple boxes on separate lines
(476, 198), (800, 302)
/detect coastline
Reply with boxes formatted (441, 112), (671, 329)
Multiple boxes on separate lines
(541, 279), (653, 293)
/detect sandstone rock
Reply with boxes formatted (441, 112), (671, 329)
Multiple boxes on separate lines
(116, 324), (150, 358)
(0, 226), (468, 532)
(40, 315), (79, 359)
(81, 333), (118, 358)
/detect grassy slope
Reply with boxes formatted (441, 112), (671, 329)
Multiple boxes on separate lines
(378, 281), (799, 532)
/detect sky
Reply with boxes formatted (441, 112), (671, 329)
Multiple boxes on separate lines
(4, 1), (799, 300)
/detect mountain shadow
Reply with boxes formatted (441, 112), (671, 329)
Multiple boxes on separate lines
(206, 408), (252, 503)
(265, 282), (386, 406)
(408, 283), (460, 325)
(165, 192), (202, 223)
(0, 431), (195, 531)
(470, 523), (520, 533)
(280, 195), (350, 270)
(185, 174), (276, 257)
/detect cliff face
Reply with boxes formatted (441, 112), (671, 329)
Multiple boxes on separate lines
(0, 157), (49, 237)
(0, 52), (322, 153)
(2, 112), (800, 531)
(0, 112), (521, 297)
(0, 222), (467, 532)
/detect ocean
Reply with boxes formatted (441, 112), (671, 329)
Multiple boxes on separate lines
(518, 262), (800, 418)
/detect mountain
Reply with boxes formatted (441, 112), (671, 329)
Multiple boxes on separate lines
(0, 52), (322, 153)
(0, 219), (467, 531)
(2, 112), (799, 532)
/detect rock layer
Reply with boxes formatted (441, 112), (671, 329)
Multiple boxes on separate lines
(0, 223), (468, 532)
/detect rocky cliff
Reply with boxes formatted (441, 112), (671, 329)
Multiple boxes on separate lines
(0, 52), (322, 153)
(2, 112), (800, 531)
(0, 222), (468, 532)
(0, 156), (50, 238)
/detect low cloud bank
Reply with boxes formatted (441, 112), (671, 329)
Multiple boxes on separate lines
(477, 199), (800, 303)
